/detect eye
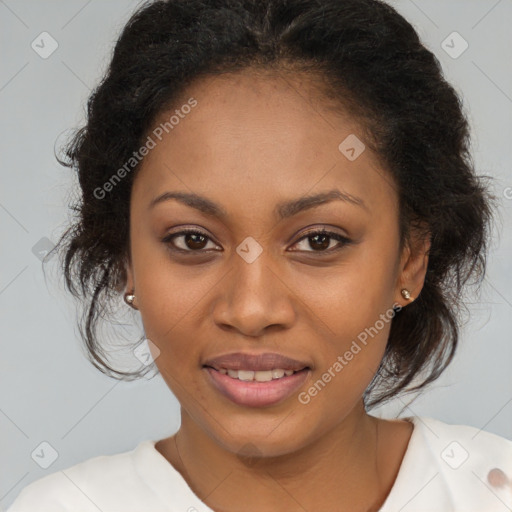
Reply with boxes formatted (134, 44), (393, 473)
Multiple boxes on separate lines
(162, 227), (353, 255)
(290, 228), (352, 253)
(162, 229), (221, 253)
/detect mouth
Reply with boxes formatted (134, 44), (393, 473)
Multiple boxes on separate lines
(202, 351), (311, 373)
(203, 366), (308, 382)
(202, 352), (312, 407)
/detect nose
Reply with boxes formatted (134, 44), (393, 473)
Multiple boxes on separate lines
(212, 247), (296, 337)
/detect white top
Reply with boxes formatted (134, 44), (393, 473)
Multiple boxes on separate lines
(6, 416), (512, 512)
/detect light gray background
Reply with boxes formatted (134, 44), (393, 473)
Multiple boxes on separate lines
(1, 0), (511, 509)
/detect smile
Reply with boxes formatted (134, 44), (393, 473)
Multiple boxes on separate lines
(217, 368), (297, 381)
(204, 366), (311, 407)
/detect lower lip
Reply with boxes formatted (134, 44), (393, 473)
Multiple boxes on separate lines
(204, 367), (311, 408)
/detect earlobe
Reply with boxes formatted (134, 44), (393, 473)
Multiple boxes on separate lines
(396, 232), (431, 306)
(125, 262), (134, 292)
(121, 255), (139, 309)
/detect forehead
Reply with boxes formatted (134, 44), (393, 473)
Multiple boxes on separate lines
(133, 69), (397, 218)
(154, 68), (363, 158)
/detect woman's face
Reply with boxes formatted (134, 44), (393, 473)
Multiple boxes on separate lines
(125, 69), (428, 456)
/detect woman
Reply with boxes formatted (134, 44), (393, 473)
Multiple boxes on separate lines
(8, 0), (512, 510)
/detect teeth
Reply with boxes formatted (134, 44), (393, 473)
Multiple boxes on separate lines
(272, 369), (285, 379)
(218, 368), (301, 381)
(254, 370), (273, 382)
(238, 370), (254, 381)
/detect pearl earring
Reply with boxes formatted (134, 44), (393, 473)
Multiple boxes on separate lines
(401, 289), (412, 300)
(124, 292), (136, 307)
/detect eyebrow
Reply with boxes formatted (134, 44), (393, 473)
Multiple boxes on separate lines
(148, 189), (368, 220)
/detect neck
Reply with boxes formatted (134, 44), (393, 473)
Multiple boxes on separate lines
(169, 402), (391, 512)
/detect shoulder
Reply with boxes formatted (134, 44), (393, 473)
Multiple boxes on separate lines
(6, 440), (164, 512)
(414, 416), (512, 471)
(385, 415), (512, 512)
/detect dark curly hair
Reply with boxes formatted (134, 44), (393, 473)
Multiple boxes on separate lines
(49, 0), (496, 409)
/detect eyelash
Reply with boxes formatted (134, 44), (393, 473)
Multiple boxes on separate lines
(162, 228), (353, 255)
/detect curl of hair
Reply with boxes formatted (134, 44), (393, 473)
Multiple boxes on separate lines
(51, 0), (496, 409)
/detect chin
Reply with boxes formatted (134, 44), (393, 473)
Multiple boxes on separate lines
(198, 408), (323, 458)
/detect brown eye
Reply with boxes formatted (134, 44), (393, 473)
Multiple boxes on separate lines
(291, 229), (352, 253)
(183, 232), (208, 250)
(162, 229), (220, 253)
(308, 233), (331, 251)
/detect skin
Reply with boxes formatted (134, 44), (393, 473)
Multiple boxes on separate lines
(124, 68), (431, 512)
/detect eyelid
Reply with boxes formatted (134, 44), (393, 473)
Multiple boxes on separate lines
(162, 227), (221, 253)
(162, 225), (352, 254)
(288, 227), (352, 252)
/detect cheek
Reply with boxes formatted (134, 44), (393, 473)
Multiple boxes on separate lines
(296, 234), (399, 343)
(292, 227), (399, 393)
(297, 315), (392, 424)
(131, 246), (213, 367)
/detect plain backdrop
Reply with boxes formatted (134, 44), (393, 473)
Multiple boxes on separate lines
(1, 0), (511, 509)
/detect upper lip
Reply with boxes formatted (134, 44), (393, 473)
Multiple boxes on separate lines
(203, 352), (311, 372)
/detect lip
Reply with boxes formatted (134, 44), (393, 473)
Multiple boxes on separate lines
(202, 352), (312, 407)
(202, 352), (311, 372)
(204, 366), (311, 407)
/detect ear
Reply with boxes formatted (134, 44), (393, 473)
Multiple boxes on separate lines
(121, 256), (139, 310)
(116, 253), (135, 295)
(395, 225), (431, 307)
(125, 257), (135, 293)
